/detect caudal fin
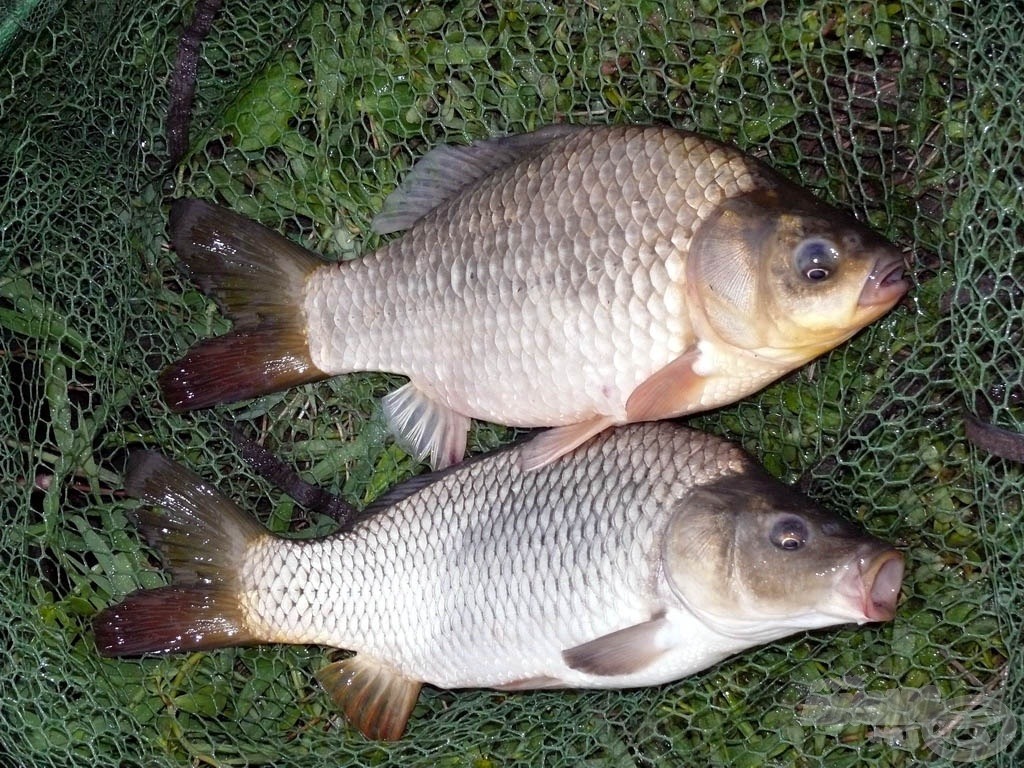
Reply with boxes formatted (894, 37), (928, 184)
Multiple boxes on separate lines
(159, 198), (330, 411)
(94, 451), (268, 656)
(94, 586), (253, 655)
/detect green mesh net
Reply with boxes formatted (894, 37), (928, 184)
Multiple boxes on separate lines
(2, 0), (1021, 765)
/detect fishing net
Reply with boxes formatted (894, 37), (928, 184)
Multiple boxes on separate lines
(2, 0), (1021, 765)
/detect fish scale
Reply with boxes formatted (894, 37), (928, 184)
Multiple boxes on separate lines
(241, 426), (712, 687)
(95, 422), (905, 740)
(303, 127), (734, 425)
(160, 124), (907, 470)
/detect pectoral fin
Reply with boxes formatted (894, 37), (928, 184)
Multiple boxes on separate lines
(624, 349), (705, 422)
(382, 382), (471, 470)
(562, 613), (670, 677)
(317, 655), (423, 741)
(518, 415), (618, 471)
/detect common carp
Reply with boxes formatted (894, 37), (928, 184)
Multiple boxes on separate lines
(94, 423), (904, 740)
(160, 125), (908, 469)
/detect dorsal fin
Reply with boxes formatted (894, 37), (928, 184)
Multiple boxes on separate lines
(371, 124), (583, 234)
(358, 444), (496, 517)
(358, 429), (542, 518)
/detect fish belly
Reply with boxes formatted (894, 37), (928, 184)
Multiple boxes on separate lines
(304, 241), (690, 425)
(241, 529), (745, 690)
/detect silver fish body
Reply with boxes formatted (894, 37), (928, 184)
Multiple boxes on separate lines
(160, 125), (908, 470)
(95, 423), (904, 740)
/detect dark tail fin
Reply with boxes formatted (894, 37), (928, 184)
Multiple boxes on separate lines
(95, 586), (251, 655)
(159, 198), (330, 411)
(94, 451), (268, 656)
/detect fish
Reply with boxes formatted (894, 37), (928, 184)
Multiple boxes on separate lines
(94, 423), (904, 741)
(159, 124), (909, 470)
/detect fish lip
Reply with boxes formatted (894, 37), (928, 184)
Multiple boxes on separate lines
(857, 251), (909, 308)
(858, 549), (905, 622)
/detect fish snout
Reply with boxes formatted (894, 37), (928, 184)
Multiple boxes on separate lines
(858, 549), (905, 622)
(858, 250), (909, 308)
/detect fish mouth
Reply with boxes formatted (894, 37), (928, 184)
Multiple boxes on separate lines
(858, 251), (909, 308)
(857, 549), (905, 622)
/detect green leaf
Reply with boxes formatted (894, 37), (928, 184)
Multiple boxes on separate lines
(224, 55), (308, 151)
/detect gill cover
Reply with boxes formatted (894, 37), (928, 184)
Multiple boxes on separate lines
(687, 184), (903, 353)
(686, 192), (777, 349)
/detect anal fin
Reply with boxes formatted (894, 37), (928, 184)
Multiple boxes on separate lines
(625, 349), (705, 422)
(382, 382), (470, 470)
(562, 613), (670, 677)
(317, 655), (423, 741)
(517, 415), (618, 471)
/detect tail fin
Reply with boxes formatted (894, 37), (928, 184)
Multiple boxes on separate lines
(94, 586), (252, 655)
(94, 451), (268, 656)
(159, 198), (330, 411)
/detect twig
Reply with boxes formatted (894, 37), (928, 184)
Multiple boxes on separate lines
(224, 421), (362, 529)
(166, 0), (224, 166)
(963, 407), (1024, 463)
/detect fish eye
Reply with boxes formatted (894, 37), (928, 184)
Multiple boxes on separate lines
(770, 516), (809, 551)
(794, 238), (840, 282)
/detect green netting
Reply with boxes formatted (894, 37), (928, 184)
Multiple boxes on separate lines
(2, 0), (1021, 765)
